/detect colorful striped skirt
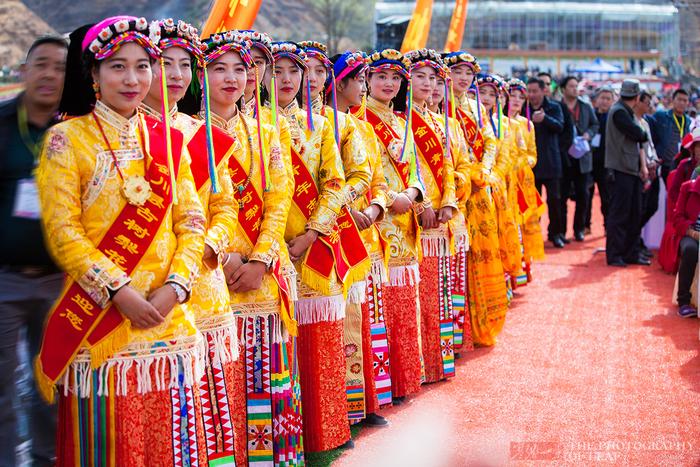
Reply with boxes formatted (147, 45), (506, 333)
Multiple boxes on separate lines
(383, 262), (423, 398)
(230, 312), (304, 466)
(56, 336), (206, 466)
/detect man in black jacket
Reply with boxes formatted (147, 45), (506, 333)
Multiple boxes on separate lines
(586, 86), (615, 232)
(528, 77), (566, 248)
(560, 76), (599, 242)
(0, 37), (66, 465)
(604, 79), (651, 267)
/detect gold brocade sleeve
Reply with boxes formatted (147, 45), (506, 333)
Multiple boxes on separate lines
(251, 125), (290, 264)
(336, 111), (371, 205)
(306, 119), (347, 235)
(203, 158), (237, 260)
(521, 117), (538, 168)
(37, 124), (130, 307)
(449, 116), (473, 203)
(493, 118), (520, 180)
(352, 119), (389, 217)
(277, 114), (294, 188)
(166, 149), (207, 293)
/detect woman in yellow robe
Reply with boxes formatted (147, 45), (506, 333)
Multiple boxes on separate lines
(507, 78), (546, 274)
(140, 19), (240, 464)
(364, 49), (425, 400)
(429, 73), (475, 352)
(332, 50), (394, 424)
(199, 34), (304, 465)
(272, 41), (352, 453)
(477, 74), (524, 296)
(444, 52), (508, 347)
(35, 16), (208, 464)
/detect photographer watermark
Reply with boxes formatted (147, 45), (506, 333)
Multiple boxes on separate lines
(510, 439), (694, 461)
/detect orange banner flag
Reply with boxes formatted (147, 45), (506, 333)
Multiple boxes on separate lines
(443, 0), (469, 52)
(201, 0), (263, 39)
(400, 0), (434, 53)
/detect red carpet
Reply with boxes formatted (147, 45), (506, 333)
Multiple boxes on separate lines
(336, 200), (700, 466)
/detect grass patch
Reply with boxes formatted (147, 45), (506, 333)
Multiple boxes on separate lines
(304, 425), (362, 467)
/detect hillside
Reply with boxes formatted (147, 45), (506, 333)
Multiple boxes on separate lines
(20, 0), (326, 43)
(1, 0), (56, 66)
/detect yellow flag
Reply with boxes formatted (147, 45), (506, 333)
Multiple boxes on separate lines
(400, 0), (434, 53)
(201, 0), (263, 39)
(443, 0), (469, 52)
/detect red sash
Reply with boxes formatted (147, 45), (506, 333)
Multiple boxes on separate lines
(36, 115), (183, 402)
(290, 146), (369, 290)
(363, 108), (412, 190)
(456, 106), (485, 162)
(189, 124), (235, 191)
(412, 110), (445, 193)
(229, 139), (297, 334)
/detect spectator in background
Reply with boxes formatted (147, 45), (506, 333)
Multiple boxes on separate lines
(605, 79), (651, 267)
(671, 176), (700, 318)
(636, 90), (661, 257)
(560, 76), (599, 242)
(649, 88), (691, 183)
(528, 77), (566, 248)
(586, 86), (615, 233)
(0, 36), (67, 466)
(538, 71), (574, 242)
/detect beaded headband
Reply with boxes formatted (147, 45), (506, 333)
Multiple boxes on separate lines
(202, 31), (253, 67)
(333, 51), (368, 83)
(149, 19), (205, 63)
(299, 41), (332, 69)
(443, 51), (481, 73)
(367, 49), (410, 79)
(404, 48), (447, 79)
(83, 16), (160, 60)
(271, 41), (308, 70)
(236, 30), (273, 64)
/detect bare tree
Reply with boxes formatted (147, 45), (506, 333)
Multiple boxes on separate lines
(308, 0), (374, 53)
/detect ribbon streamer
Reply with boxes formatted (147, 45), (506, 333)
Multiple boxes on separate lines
(159, 58), (178, 203)
(201, 67), (221, 193)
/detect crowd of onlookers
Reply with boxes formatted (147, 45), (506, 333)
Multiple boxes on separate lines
(527, 72), (700, 318)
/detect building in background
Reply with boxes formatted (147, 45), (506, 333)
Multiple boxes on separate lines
(376, 0), (681, 78)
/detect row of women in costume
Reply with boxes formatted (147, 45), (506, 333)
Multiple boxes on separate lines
(34, 15), (545, 466)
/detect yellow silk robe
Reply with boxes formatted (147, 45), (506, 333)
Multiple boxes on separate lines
(208, 112), (295, 333)
(366, 97), (425, 272)
(456, 98), (508, 347)
(37, 100), (206, 352)
(513, 115), (545, 262)
(414, 106), (458, 257)
(280, 101), (347, 303)
(490, 113), (524, 277)
(142, 104), (238, 334)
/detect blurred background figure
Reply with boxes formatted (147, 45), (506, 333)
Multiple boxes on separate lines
(0, 36), (67, 466)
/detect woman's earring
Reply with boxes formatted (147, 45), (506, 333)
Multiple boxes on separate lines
(92, 81), (101, 100)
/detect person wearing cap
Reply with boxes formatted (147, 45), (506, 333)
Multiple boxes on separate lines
(427, 67), (475, 353)
(35, 16), (208, 464)
(478, 74), (524, 295)
(364, 48), (424, 402)
(272, 41), (354, 453)
(659, 129), (700, 274)
(605, 79), (651, 267)
(507, 78), (545, 282)
(0, 34), (67, 467)
(198, 33), (304, 465)
(331, 50), (393, 426)
(140, 20), (243, 464)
